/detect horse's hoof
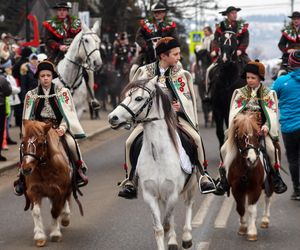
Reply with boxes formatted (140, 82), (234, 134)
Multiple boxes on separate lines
(50, 235), (62, 242)
(182, 240), (192, 249)
(61, 219), (70, 227)
(35, 239), (46, 247)
(247, 234), (257, 241)
(168, 244), (178, 250)
(260, 221), (269, 229)
(238, 226), (247, 236)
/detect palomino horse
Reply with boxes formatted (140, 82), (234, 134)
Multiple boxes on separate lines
(208, 31), (247, 147)
(20, 120), (72, 247)
(226, 113), (273, 241)
(54, 20), (102, 118)
(108, 78), (198, 250)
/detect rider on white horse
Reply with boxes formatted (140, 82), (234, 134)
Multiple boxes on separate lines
(214, 60), (287, 195)
(118, 37), (216, 199)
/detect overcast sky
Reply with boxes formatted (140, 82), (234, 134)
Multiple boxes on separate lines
(217, 0), (300, 16)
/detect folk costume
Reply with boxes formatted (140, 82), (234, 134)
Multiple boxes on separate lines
(14, 61), (88, 196)
(215, 61), (287, 195)
(43, 2), (81, 65)
(211, 6), (250, 63)
(278, 12), (300, 69)
(135, 2), (177, 65)
(118, 38), (216, 199)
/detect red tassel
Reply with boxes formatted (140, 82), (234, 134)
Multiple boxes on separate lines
(203, 160), (208, 168)
(76, 160), (84, 167)
(219, 161), (224, 167)
(123, 163), (128, 171)
(274, 162), (280, 170)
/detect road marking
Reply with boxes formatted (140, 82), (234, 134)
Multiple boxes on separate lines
(214, 195), (234, 228)
(196, 240), (210, 250)
(192, 194), (215, 227)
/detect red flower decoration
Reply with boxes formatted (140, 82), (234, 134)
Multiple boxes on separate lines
(268, 100), (274, 108)
(63, 92), (69, 104)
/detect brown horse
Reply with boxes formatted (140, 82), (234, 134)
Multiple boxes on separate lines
(20, 120), (72, 247)
(226, 113), (273, 241)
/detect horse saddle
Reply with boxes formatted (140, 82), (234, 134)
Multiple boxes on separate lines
(129, 127), (199, 175)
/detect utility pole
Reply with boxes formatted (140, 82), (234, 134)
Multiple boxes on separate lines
(291, 0), (294, 13)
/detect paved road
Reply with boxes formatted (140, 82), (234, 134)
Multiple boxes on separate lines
(0, 126), (299, 250)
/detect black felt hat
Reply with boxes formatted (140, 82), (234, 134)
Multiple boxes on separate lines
(151, 2), (168, 12)
(288, 11), (300, 18)
(219, 6), (241, 16)
(52, 1), (71, 9)
(34, 61), (58, 79)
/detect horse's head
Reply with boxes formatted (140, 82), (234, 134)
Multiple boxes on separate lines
(108, 76), (176, 130)
(20, 120), (52, 176)
(230, 113), (261, 168)
(219, 31), (238, 63)
(75, 20), (102, 71)
(108, 77), (158, 129)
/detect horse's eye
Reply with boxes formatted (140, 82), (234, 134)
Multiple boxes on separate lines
(85, 39), (89, 43)
(135, 96), (143, 101)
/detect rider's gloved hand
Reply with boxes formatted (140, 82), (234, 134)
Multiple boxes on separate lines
(210, 51), (217, 57)
(236, 50), (242, 56)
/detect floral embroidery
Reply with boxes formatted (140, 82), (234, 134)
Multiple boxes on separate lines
(25, 95), (31, 108)
(183, 92), (192, 100)
(62, 92), (69, 104)
(174, 77), (185, 92)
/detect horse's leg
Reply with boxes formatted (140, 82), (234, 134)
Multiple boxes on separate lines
(233, 191), (247, 236)
(163, 194), (178, 250)
(261, 193), (273, 229)
(49, 198), (65, 242)
(32, 202), (47, 247)
(213, 109), (224, 147)
(247, 202), (258, 241)
(61, 198), (71, 227)
(181, 185), (196, 249)
(143, 190), (165, 250)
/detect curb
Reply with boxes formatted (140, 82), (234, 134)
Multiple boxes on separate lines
(0, 125), (112, 174)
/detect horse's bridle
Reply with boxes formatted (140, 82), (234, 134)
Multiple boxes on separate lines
(59, 32), (101, 93)
(20, 135), (48, 167)
(119, 86), (159, 124)
(236, 133), (260, 158)
(66, 32), (101, 72)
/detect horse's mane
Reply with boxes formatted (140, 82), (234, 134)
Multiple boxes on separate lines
(227, 113), (260, 147)
(155, 84), (178, 150)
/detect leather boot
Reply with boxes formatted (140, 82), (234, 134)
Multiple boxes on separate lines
(13, 174), (25, 196)
(118, 181), (137, 199)
(291, 184), (300, 200)
(76, 160), (88, 187)
(271, 169), (287, 194)
(214, 167), (229, 196)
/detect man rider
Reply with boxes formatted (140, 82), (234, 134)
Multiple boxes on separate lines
(211, 6), (250, 64)
(135, 1), (178, 65)
(43, 1), (81, 65)
(278, 11), (300, 74)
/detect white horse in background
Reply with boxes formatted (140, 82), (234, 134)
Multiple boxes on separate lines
(54, 20), (102, 118)
(108, 77), (198, 250)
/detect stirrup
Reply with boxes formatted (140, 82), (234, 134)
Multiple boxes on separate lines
(198, 174), (216, 194)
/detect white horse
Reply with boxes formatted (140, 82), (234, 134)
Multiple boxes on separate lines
(108, 77), (198, 250)
(54, 20), (102, 118)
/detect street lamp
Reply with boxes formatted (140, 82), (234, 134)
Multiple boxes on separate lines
(0, 14), (4, 22)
